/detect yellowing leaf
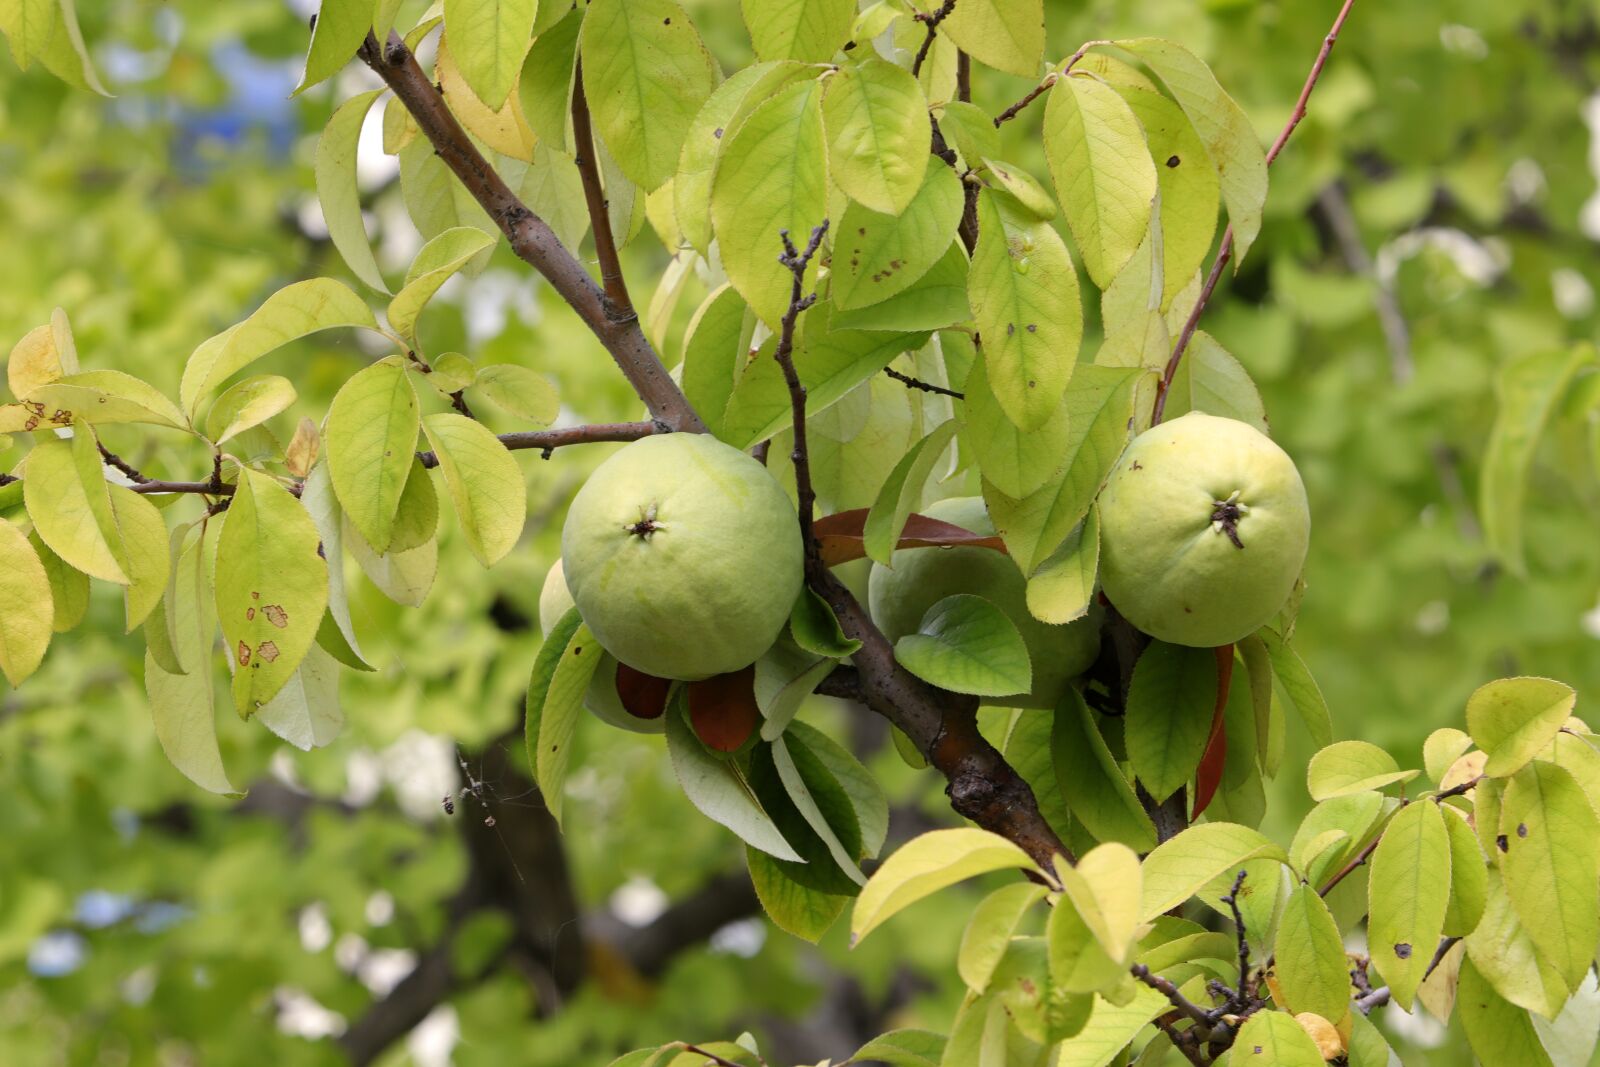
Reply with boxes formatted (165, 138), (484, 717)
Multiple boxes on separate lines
(24, 432), (129, 584)
(388, 227), (499, 343)
(710, 79), (829, 328)
(1043, 74), (1156, 289)
(28, 530), (88, 634)
(254, 643), (344, 752)
(205, 375), (297, 445)
(472, 364), (559, 423)
(1230, 1011), (1325, 1067)
(741, 0), (852, 62)
(1139, 822), (1286, 921)
(832, 165), (964, 312)
(1273, 883), (1350, 1022)
(420, 413), (526, 566)
(1367, 799), (1450, 1010)
(1500, 760), (1600, 991)
(862, 418), (956, 565)
(314, 88), (390, 293)
(0, 519), (52, 684)
(822, 57), (930, 216)
(1119, 85), (1219, 310)
(215, 469), (329, 717)
(968, 190), (1081, 431)
(1025, 506), (1099, 625)
(958, 882), (1048, 993)
(326, 360), (420, 555)
(579, 0), (717, 192)
(942, 0), (1043, 78)
(1307, 740), (1418, 800)
(297, 0), (371, 93)
(1468, 676), (1577, 778)
(181, 279), (378, 416)
(851, 828), (1039, 945)
(439, 31), (536, 159)
(442, 0), (538, 110)
(110, 486), (169, 632)
(28, 370), (188, 430)
(7, 317), (76, 399)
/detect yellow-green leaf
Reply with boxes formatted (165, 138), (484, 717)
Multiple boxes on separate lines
(1500, 759), (1600, 991)
(1118, 85), (1219, 310)
(326, 360), (420, 555)
(833, 164), (964, 312)
(387, 227), (498, 344)
(1139, 822), (1286, 921)
(1053, 688), (1157, 853)
(1272, 883), (1349, 1022)
(1025, 507), (1098, 625)
(741, 0), (852, 62)
(942, 0), (1043, 78)
(863, 418), (956, 565)
(205, 375), (297, 445)
(471, 364), (559, 424)
(1124, 640), (1218, 803)
(851, 828), (1039, 946)
(1230, 1011), (1325, 1067)
(28, 530), (88, 634)
(1043, 74), (1156, 289)
(0, 518), (53, 684)
(1366, 799), (1450, 1010)
(959, 882), (1048, 993)
(1468, 676), (1577, 778)
(255, 644), (344, 752)
(297, 0), (372, 93)
(579, 0), (716, 192)
(23, 432), (129, 584)
(1307, 740), (1418, 800)
(110, 485), (169, 632)
(1441, 804), (1488, 937)
(822, 57), (930, 216)
(1458, 956), (1556, 1067)
(28, 370), (188, 430)
(181, 279), (378, 416)
(215, 468), (329, 717)
(519, 8), (581, 151)
(315, 88), (389, 293)
(443, 0), (538, 109)
(420, 413), (526, 566)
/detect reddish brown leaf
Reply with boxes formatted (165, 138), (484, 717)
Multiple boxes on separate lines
(615, 662), (671, 720)
(1191, 644), (1235, 820)
(814, 508), (1009, 567)
(687, 665), (759, 752)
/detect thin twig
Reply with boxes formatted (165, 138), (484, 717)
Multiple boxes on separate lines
(1219, 870), (1253, 1005)
(992, 40), (1107, 128)
(570, 59), (633, 317)
(97, 442), (151, 484)
(884, 366), (964, 398)
(1152, 0), (1357, 425)
(773, 223), (830, 558)
(676, 1044), (745, 1067)
(448, 390), (476, 419)
(911, 0), (958, 78)
(1130, 964), (1216, 1029)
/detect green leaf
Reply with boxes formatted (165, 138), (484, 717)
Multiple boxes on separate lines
(1424, 727), (1475, 785)
(894, 594), (1031, 698)
(471, 364), (559, 424)
(1003, 707), (1072, 846)
(1307, 741), (1418, 801)
(983, 364), (1141, 574)
(519, 8), (581, 152)
(1025, 507), (1098, 625)
(753, 638), (832, 741)
(1053, 986), (1168, 1067)
(524, 606), (579, 773)
(315, 88), (389, 293)
(741, 0), (851, 62)
(828, 242), (970, 333)
(1272, 883), (1349, 1022)
(772, 734), (866, 886)
(863, 418), (957, 564)
(1465, 869), (1569, 1017)
(1047, 888), (1126, 997)
(1119, 86), (1219, 310)
(1458, 956), (1556, 1067)
(24, 432), (128, 584)
(215, 468), (329, 717)
(790, 720), (887, 859)
(981, 158), (1057, 221)
(580, 0), (716, 191)
(1125, 640), (1218, 803)
(29, 530), (88, 634)
(849, 1030), (946, 1067)
(181, 279), (378, 416)
(748, 735), (867, 896)
(1468, 676), (1578, 778)
(1366, 799), (1450, 1010)
(145, 523), (241, 797)
(0, 0), (53, 71)
(711, 78), (829, 328)
(851, 828), (1039, 946)
(789, 586), (861, 658)
(326, 360), (420, 555)
(1481, 345), (1594, 575)
(746, 846), (848, 942)
(388, 227), (499, 343)
(1043, 74), (1156, 289)
(399, 136), (498, 244)
(420, 412), (527, 566)
(0, 518), (52, 685)
(665, 691), (803, 861)
(37, 0), (110, 97)
(1441, 805), (1488, 937)
(1500, 760), (1600, 990)
(942, 0), (1043, 78)
(959, 882), (1048, 993)
(1113, 38), (1268, 263)
(110, 485), (170, 632)
(28, 370), (188, 430)
(254, 644), (344, 752)
(960, 348), (1072, 500)
(298, 0), (372, 93)
(1258, 627), (1333, 748)
(299, 462), (371, 669)
(1158, 331), (1268, 433)
(1229, 1011), (1325, 1067)
(531, 615), (604, 827)
(443, 0), (537, 109)
(386, 458), (439, 555)
(1139, 822), (1286, 921)
(205, 375), (297, 445)
(1053, 689), (1157, 853)
(968, 190), (1081, 431)
(822, 57), (930, 215)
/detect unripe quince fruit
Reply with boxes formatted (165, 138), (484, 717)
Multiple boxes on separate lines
(1097, 411), (1309, 648)
(867, 497), (1100, 708)
(561, 433), (804, 681)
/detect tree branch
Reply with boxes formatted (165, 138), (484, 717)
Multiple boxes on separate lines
(911, 0), (958, 78)
(1152, 0), (1356, 425)
(774, 223), (830, 559)
(357, 32), (703, 433)
(884, 366), (964, 399)
(571, 59), (633, 316)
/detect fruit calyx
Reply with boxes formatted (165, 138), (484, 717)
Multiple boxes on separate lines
(1210, 490), (1250, 550)
(625, 503), (662, 540)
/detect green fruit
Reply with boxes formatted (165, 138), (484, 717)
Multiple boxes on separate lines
(538, 558), (575, 637)
(561, 433), (804, 680)
(1098, 411), (1309, 648)
(867, 497), (1100, 708)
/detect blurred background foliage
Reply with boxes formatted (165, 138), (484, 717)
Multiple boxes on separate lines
(2, 0), (1599, 1064)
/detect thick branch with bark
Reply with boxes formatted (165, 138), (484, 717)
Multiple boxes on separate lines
(356, 32), (702, 433)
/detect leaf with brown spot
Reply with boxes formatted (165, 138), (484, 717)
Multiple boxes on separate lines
(814, 509), (1008, 567)
(688, 666), (760, 753)
(615, 662), (671, 720)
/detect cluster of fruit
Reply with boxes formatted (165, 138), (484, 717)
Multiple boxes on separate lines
(540, 412), (1309, 748)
